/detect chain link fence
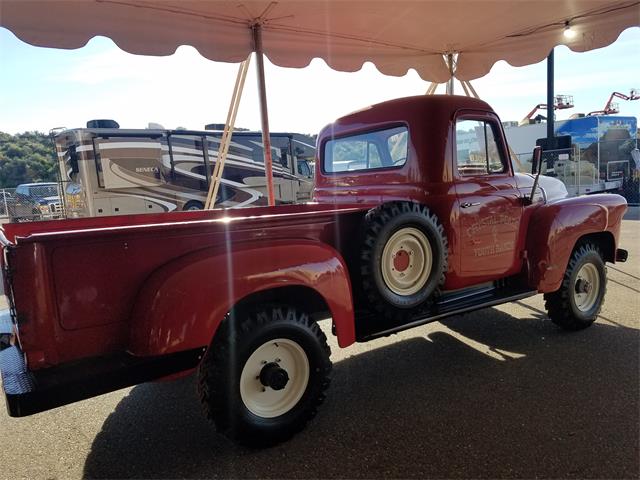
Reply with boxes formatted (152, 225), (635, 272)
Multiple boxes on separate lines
(0, 182), (66, 223)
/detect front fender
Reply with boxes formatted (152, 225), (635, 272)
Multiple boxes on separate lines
(128, 240), (355, 356)
(527, 194), (626, 292)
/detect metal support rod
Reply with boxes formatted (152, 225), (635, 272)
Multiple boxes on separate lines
(460, 80), (470, 97)
(205, 55), (251, 209)
(546, 49), (554, 144)
(446, 53), (455, 95)
(425, 82), (438, 95)
(253, 24), (276, 207)
(465, 81), (480, 99)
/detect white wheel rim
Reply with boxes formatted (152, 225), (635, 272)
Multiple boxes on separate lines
(239, 338), (309, 418)
(573, 263), (600, 312)
(381, 227), (433, 296)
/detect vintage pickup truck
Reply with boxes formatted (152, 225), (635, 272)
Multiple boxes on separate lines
(0, 95), (628, 446)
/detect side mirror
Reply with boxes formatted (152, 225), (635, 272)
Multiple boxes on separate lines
(528, 146), (543, 204)
(531, 145), (542, 175)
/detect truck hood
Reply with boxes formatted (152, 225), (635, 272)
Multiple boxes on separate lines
(538, 175), (568, 202)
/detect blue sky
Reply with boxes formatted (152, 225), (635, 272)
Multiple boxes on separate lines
(0, 26), (638, 135)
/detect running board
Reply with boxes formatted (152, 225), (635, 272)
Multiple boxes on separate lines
(356, 287), (537, 342)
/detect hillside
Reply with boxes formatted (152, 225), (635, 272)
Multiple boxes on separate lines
(0, 131), (58, 188)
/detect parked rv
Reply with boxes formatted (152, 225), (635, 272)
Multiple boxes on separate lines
(54, 122), (315, 218)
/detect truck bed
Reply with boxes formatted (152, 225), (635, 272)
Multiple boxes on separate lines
(1, 203), (367, 369)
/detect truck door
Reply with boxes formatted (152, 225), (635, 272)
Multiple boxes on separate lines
(454, 116), (523, 280)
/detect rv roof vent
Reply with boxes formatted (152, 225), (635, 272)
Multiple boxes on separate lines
(205, 123), (226, 131)
(147, 122), (165, 129)
(569, 113), (586, 119)
(87, 119), (120, 129)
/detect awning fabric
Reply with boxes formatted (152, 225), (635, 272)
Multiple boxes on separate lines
(0, 1), (638, 82)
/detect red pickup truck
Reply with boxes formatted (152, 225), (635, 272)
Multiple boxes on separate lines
(0, 95), (628, 446)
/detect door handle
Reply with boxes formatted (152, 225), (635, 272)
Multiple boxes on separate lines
(460, 202), (480, 208)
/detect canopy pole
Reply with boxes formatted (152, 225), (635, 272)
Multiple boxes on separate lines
(205, 55), (251, 210)
(252, 23), (276, 207)
(460, 81), (470, 97)
(546, 49), (555, 144)
(465, 81), (480, 99)
(446, 53), (455, 95)
(425, 82), (438, 95)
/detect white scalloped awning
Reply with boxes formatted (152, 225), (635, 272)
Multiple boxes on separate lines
(0, 0), (638, 82)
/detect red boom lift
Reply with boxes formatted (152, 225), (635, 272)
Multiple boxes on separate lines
(519, 94), (574, 125)
(587, 89), (639, 116)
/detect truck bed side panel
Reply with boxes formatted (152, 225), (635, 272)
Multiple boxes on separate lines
(128, 240), (355, 355)
(3, 205), (365, 368)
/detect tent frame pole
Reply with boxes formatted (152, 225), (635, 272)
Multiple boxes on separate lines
(446, 53), (455, 95)
(252, 23), (276, 207)
(546, 49), (555, 144)
(205, 55), (251, 210)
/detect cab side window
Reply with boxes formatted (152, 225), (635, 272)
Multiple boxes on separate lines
(456, 119), (506, 176)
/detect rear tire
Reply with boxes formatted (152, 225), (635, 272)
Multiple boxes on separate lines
(183, 201), (204, 211)
(197, 304), (331, 447)
(544, 242), (606, 331)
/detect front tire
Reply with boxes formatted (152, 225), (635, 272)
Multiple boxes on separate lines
(197, 304), (331, 446)
(544, 242), (607, 331)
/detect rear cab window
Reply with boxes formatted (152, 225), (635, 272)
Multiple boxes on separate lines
(323, 126), (408, 173)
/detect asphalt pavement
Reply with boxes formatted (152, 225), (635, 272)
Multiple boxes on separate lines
(0, 208), (638, 479)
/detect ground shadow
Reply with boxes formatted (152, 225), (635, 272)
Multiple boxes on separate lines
(623, 205), (639, 221)
(83, 309), (639, 479)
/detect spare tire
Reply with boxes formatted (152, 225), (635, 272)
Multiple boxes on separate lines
(360, 201), (448, 320)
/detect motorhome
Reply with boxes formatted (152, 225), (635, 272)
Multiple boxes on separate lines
(54, 121), (315, 218)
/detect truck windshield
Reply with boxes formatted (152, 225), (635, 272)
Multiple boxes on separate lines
(31, 185), (59, 198)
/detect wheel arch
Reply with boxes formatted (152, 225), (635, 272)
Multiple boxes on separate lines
(229, 285), (332, 322)
(575, 231), (616, 263)
(128, 240), (356, 356)
(526, 194), (625, 293)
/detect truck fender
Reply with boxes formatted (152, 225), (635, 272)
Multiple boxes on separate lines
(526, 194), (625, 293)
(128, 240), (355, 356)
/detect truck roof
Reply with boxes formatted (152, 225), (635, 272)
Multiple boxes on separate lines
(17, 182), (58, 187)
(319, 94), (494, 138)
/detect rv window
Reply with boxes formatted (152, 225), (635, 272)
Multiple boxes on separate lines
(69, 145), (79, 174)
(297, 159), (312, 177)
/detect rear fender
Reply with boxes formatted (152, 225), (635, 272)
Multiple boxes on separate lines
(128, 240), (355, 356)
(526, 194), (626, 292)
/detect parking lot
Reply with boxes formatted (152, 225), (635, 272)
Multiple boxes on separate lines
(0, 208), (638, 479)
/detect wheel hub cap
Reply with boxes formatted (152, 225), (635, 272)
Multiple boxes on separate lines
(573, 263), (600, 312)
(381, 227), (433, 296)
(259, 362), (289, 390)
(239, 338), (310, 418)
(393, 250), (411, 272)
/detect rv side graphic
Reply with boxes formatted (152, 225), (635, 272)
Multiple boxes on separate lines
(55, 127), (315, 217)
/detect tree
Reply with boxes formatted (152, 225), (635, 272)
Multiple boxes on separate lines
(0, 131), (58, 188)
